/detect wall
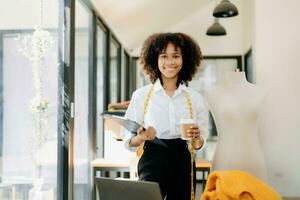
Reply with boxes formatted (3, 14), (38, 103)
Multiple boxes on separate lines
(0, 0), (58, 29)
(241, 0), (254, 54)
(0, 0), (88, 30)
(254, 0), (300, 196)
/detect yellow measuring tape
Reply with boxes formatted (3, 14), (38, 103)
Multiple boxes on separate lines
(184, 91), (195, 200)
(137, 84), (195, 200)
(136, 84), (155, 157)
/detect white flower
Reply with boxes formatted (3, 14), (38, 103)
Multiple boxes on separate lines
(18, 27), (54, 63)
(30, 96), (51, 114)
(17, 26), (55, 160)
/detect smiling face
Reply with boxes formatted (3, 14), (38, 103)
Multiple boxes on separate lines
(158, 43), (183, 81)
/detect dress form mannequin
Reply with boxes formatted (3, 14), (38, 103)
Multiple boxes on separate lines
(205, 71), (268, 181)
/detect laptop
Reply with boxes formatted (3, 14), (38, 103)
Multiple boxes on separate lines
(95, 177), (163, 200)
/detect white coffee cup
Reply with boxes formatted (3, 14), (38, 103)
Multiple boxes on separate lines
(180, 118), (195, 140)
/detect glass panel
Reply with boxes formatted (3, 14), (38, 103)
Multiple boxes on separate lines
(105, 45), (134, 162)
(136, 58), (151, 88)
(120, 51), (130, 101)
(96, 25), (106, 157)
(0, 1), (59, 199)
(121, 51), (126, 102)
(109, 39), (119, 104)
(245, 51), (253, 83)
(74, 1), (91, 199)
(190, 58), (238, 93)
(126, 54), (131, 100)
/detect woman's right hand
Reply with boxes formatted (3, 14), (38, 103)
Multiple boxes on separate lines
(129, 126), (156, 147)
(137, 126), (156, 141)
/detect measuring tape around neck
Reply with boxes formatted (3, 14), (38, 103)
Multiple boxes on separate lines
(137, 84), (196, 200)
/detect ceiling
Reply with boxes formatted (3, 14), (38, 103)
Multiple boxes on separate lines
(91, 0), (244, 56)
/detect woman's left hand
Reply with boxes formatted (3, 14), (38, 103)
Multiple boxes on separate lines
(187, 125), (200, 140)
(187, 125), (204, 149)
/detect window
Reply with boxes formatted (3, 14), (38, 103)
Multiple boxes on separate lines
(244, 49), (253, 83)
(104, 41), (133, 161)
(0, 1), (59, 199)
(73, 1), (92, 199)
(135, 58), (151, 89)
(96, 22), (107, 157)
(189, 56), (242, 93)
(109, 38), (121, 104)
(121, 51), (130, 101)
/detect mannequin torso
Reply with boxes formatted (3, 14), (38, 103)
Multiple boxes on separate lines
(206, 72), (267, 181)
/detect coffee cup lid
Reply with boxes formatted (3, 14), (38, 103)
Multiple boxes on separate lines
(180, 118), (195, 124)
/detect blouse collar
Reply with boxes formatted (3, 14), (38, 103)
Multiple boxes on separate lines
(153, 79), (188, 96)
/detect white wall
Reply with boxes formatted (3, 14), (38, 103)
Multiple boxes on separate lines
(241, 0), (254, 54)
(254, 0), (300, 196)
(0, 0), (90, 30)
(0, 0), (58, 29)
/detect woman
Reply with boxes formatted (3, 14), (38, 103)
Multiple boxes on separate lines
(122, 32), (208, 200)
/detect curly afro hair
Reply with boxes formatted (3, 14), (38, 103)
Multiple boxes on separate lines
(139, 32), (203, 86)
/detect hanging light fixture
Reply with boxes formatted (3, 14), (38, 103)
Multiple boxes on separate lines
(206, 18), (226, 36)
(213, 0), (239, 18)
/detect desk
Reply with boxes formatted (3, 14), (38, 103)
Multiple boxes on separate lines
(195, 159), (212, 190)
(91, 159), (131, 178)
(91, 159), (132, 200)
(92, 158), (211, 200)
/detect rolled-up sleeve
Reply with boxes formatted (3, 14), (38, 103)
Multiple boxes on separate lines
(121, 91), (144, 152)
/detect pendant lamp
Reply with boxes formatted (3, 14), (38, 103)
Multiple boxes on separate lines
(206, 18), (226, 36)
(213, 0), (238, 18)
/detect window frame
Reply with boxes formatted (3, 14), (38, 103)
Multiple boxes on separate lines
(108, 35), (122, 105)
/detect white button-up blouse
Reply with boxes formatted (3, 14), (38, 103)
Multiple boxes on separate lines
(121, 80), (209, 151)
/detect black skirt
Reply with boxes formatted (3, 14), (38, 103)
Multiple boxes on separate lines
(138, 138), (196, 200)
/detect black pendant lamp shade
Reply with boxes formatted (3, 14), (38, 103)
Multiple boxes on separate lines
(213, 0), (238, 18)
(206, 19), (226, 36)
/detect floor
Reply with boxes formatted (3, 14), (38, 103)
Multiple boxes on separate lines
(195, 183), (204, 199)
(283, 198), (300, 200)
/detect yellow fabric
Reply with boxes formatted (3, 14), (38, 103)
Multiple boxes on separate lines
(201, 170), (282, 200)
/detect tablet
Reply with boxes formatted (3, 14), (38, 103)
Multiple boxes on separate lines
(102, 114), (168, 148)
(102, 114), (145, 134)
